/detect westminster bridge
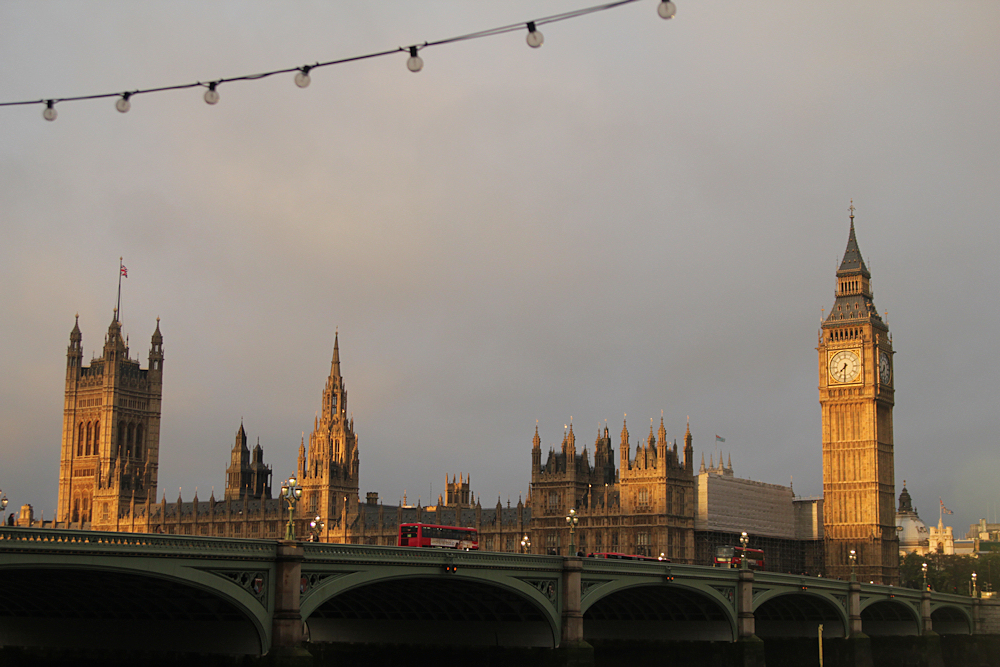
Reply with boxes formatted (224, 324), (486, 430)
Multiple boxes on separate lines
(0, 528), (992, 662)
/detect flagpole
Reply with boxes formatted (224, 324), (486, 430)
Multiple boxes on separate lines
(117, 257), (123, 322)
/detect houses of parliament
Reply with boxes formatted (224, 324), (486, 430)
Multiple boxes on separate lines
(45, 210), (897, 581)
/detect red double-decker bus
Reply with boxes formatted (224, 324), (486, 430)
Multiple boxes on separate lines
(398, 523), (479, 550)
(714, 545), (765, 570)
(587, 552), (670, 562)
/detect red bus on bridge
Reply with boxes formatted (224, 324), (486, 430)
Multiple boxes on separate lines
(714, 545), (765, 570)
(587, 552), (670, 562)
(398, 523), (479, 550)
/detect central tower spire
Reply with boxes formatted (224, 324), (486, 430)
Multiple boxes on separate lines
(301, 330), (360, 541)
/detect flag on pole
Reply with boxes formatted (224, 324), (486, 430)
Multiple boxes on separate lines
(120, 264), (128, 278)
(940, 498), (954, 515)
(715, 435), (726, 443)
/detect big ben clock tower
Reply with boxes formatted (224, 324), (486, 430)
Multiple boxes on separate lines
(819, 205), (898, 584)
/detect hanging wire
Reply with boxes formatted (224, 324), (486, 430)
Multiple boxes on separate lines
(0, 0), (661, 113)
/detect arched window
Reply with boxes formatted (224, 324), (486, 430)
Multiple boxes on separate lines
(94, 421), (100, 456)
(72, 497), (80, 522)
(117, 421), (125, 457)
(85, 422), (92, 456)
(82, 497), (90, 522)
(77, 423), (84, 456)
(135, 424), (144, 459)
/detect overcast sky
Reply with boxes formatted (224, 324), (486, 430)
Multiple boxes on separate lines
(2, 2), (998, 543)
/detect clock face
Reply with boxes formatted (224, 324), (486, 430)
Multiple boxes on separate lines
(879, 351), (891, 385)
(829, 350), (861, 384)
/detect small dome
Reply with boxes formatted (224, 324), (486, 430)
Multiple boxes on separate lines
(897, 511), (929, 550)
(896, 483), (929, 552)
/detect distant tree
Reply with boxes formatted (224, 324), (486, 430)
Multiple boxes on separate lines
(900, 552), (926, 590)
(898, 551), (994, 596)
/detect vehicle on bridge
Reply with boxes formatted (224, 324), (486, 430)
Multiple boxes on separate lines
(586, 552), (669, 562)
(714, 545), (765, 570)
(398, 523), (479, 550)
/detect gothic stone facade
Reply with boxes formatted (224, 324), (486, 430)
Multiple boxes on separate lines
(57, 313), (163, 529)
(529, 419), (696, 561)
(55, 325), (526, 549)
(819, 212), (899, 584)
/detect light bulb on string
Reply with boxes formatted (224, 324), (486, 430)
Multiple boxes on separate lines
(42, 100), (57, 121)
(115, 93), (131, 113)
(294, 66), (312, 89)
(526, 22), (544, 48)
(204, 82), (220, 105)
(406, 46), (423, 73)
(657, 1), (676, 19)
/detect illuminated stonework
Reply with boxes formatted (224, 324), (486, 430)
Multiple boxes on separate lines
(58, 313), (163, 528)
(818, 212), (898, 584)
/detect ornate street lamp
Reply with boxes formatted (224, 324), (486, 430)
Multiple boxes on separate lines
(739, 531), (749, 569)
(972, 572), (978, 598)
(849, 549), (857, 582)
(566, 508), (579, 556)
(0, 491), (8, 525)
(521, 534), (531, 554)
(280, 475), (303, 541)
(308, 514), (324, 542)
(922, 562), (928, 591)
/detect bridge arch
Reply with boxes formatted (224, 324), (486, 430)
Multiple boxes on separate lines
(0, 563), (269, 654)
(581, 581), (736, 642)
(930, 603), (973, 635)
(302, 570), (559, 647)
(858, 598), (920, 636)
(753, 590), (848, 638)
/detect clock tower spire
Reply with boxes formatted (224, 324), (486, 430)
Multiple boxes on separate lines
(818, 204), (898, 584)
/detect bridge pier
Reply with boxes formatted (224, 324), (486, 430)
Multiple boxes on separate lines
(847, 581), (863, 636)
(559, 556), (594, 666)
(844, 581), (874, 667)
(734, 569), (765, 667)
(270, 542), (311, 663)
(920, 589), (933, 635)
(737, 568), (756, 638)
(915, 590), (945, 667)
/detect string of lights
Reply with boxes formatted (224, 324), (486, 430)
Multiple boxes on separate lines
(2, 0), (676, 121)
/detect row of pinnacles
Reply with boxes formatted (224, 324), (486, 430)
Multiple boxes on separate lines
(530, 419), (696, 559)
(54, 319), (529, 545)
(59, 312), (163, 530)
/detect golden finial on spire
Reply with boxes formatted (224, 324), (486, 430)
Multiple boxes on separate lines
(849, 200), (855, 221)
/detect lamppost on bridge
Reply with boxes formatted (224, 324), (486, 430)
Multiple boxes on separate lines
(0, 491), (7, 525)
(308, 514), (324, 542)
(972, 572), (978, 598)
(739, 531), (749, 569)
(849, 549), (857, 582)
(566, 508), (579, 556)
(922, 562), (928, 591)
(280, 476), (303, 541)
